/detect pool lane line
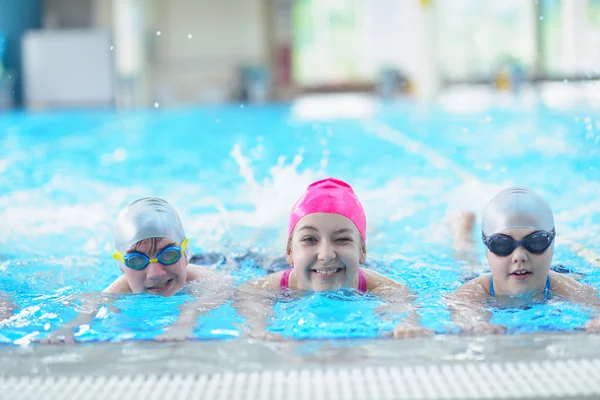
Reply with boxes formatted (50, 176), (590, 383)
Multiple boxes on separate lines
(363, 120), (600, 268)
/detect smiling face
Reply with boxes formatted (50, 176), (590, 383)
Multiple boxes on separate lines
(486, 228), (553, 297)
(121, 237), (187, 296)
(286, 213), (366, 292)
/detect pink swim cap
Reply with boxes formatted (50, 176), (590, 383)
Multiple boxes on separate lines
(288, 178), (367, 241)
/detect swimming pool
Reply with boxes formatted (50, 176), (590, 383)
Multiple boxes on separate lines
(1, 88), (600, 398)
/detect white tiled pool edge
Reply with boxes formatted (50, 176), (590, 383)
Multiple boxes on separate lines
(4, 358), (600, 399)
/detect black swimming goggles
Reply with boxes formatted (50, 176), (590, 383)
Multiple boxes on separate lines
(482, 229), (555, 257)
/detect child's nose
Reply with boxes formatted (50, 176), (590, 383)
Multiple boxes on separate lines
(512, 246), (529, 263)
(146, 261), (167, 278)
(317, 240), (336, 262)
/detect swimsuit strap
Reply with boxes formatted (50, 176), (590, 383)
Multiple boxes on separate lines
(357, 268), (367, 293)
(489, 276), (495, 297)
(544, 275), (551, 300)
(280, 268), (292, 290)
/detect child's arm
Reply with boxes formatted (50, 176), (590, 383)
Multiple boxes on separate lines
(232, 272), (285, 340)
(549, 272), (600, 331)
(41, 273), (131, 344)
(366, 270), (433, 338)
(40, 293), (116, 344)
(156, 266), (233, 342)
(446, 276), (505, 334)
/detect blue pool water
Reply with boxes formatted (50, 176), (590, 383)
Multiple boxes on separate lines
(0, 95), (599, 344)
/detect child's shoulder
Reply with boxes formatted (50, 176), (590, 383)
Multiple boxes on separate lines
(549, 270), (596, 299)
(186, 263), (220, 281)
(361, 268), (409, 293)
(103, 275), (131, 294)
(453, 273), (492, 299)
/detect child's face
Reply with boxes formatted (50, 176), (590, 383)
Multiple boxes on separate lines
(122, 238), (187, 296)
(486, 228), (553, 297)
(286, 212), (366, 292)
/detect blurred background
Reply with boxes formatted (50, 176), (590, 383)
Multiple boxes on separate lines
(0, 0), (599, 110)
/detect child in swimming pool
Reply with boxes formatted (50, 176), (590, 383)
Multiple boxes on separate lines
(449, 187), (600, 334)
(234, 178), (430, 339)
(45, 197), (232, 343)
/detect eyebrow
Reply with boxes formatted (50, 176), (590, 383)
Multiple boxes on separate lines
(332, 229), (353, 235)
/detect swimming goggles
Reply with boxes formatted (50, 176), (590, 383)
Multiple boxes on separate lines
(482, 229), (555, 257)
(112, 238), (189, 270)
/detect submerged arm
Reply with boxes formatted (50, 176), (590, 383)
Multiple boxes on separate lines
(232, 274), (284, 340)
(550, 272), (600, 331)
(41, 293), (117, 344)
(446, 278), (504, 334)
(370, 273), (433, 338)
(157, 270), (234, 342)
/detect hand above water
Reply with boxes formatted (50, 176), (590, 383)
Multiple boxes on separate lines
(155, 324), (196, 342)
(243, 326), (287, 342)
(583, 318), (600, 332)
(389, 322), (435, 339)
(40, 328), (76, 345)
(459, 321), (505, 335)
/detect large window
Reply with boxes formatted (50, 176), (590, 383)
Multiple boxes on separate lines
(435, 0), (536, 82)
(540, 0), (600, 78)
(291, 0), (600, 88)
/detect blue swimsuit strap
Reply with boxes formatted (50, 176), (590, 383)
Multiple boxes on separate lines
(489, 275), (551, 299)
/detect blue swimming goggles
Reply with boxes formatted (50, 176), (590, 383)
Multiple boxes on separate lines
(482, 229), (555, 257)
(112, 238), (189, 270)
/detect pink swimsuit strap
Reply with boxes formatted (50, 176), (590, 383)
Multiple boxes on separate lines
(280, 268), (367, 293)
(357, 268), (367, 293)
(280, 268), (293, 290)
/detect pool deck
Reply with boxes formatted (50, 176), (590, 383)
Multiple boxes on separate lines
(2, 332), (600, 377)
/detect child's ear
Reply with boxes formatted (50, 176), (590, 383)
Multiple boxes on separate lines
(285, 245), (293, 266)
(359, 242), (367, 264)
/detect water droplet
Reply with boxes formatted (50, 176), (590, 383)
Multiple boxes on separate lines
(216, 119), (220, 123)
(539, 16), (544, 20)
(240, 104), (245, 108)
(113, 148), (127, 162)
(188, 34), (192, 39)
(154, 102), (159, 108)
(156, 31), (161, 36)
(110, 46), (114, 50)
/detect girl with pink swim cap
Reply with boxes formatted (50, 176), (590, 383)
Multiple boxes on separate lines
(235, 178), (431, 340)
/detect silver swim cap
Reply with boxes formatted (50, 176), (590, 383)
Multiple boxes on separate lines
(482, 187), (554, 236)
(114, 197), (187, 254)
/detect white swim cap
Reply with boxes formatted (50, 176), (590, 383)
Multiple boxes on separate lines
(114, 197), (187, 254)
(482, 187), (554, 236)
